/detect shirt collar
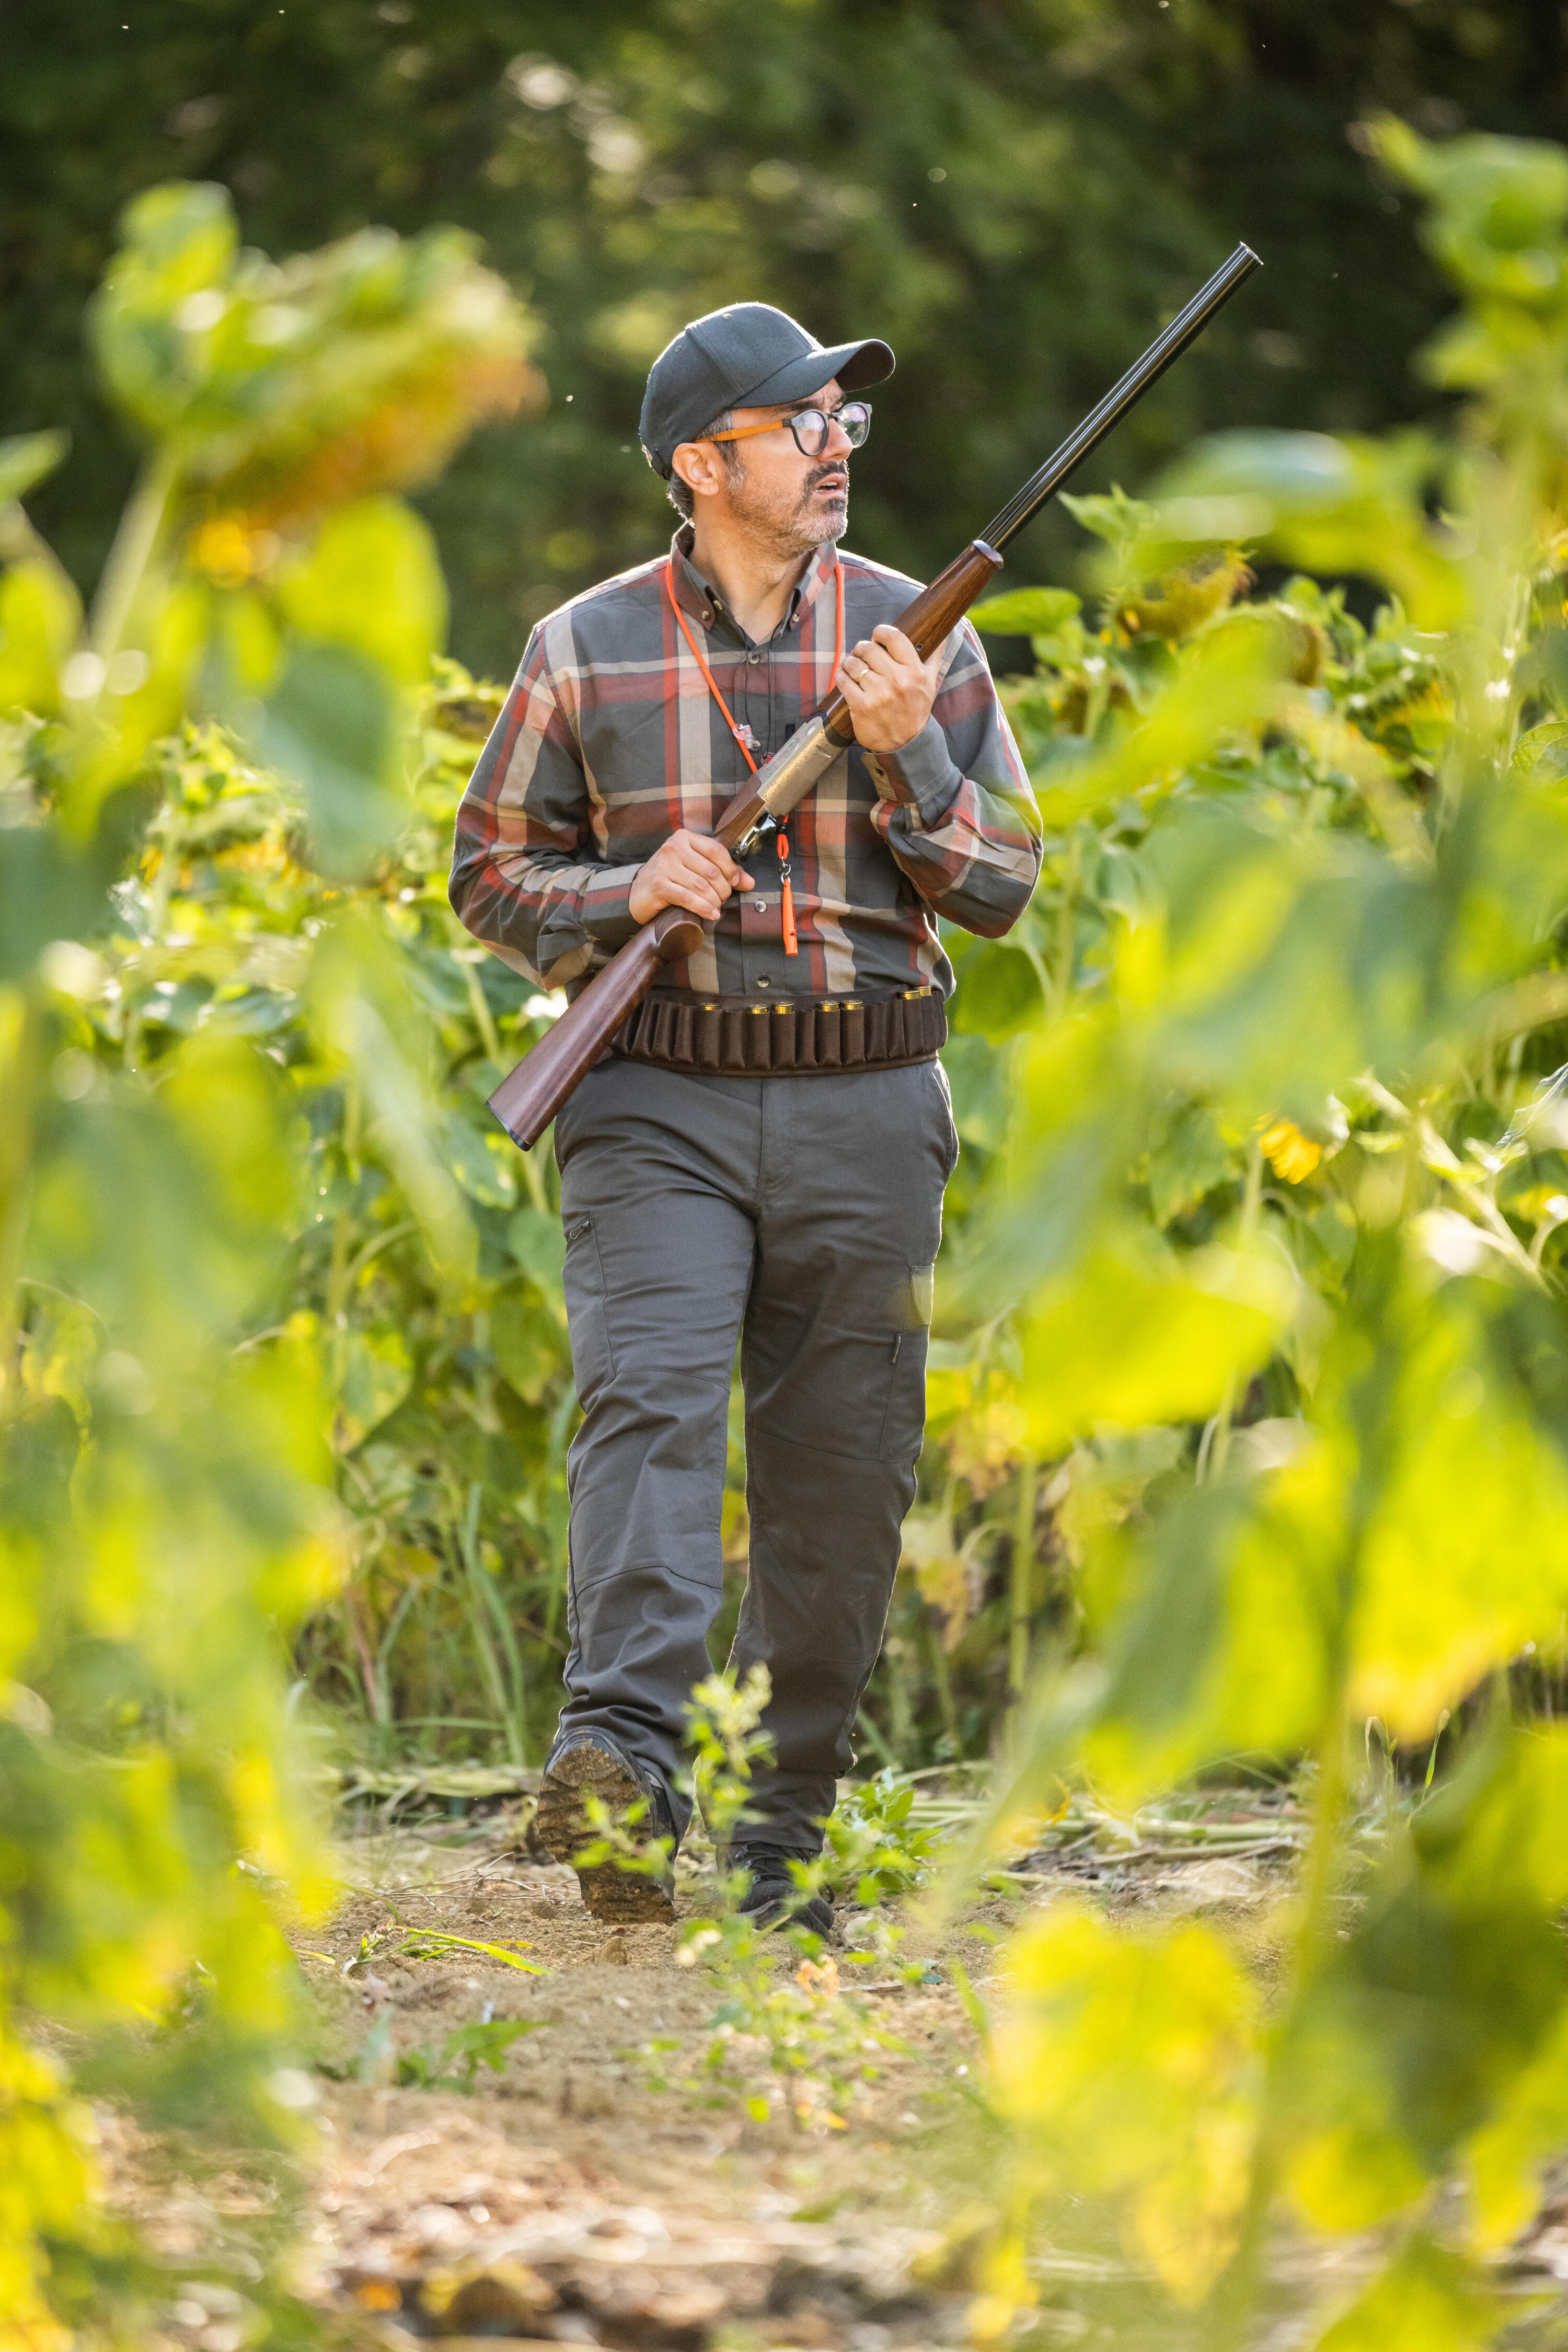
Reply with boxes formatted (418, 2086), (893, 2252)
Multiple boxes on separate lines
(669, 528), (839, 640)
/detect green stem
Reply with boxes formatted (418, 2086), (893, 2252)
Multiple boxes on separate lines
(1207, 1700), (1351, 2349)
(343, 1219), (416, 1294)
(855, 1704), (898, 1770)
(340, 1584), (389, 1728)
(887, 1620), (916, 1758)
(88, 442), (181, 669)
(1210, 1309), (1367, 2352)
(1007, 1454), (1037, 1759)
(922, 1607), (961, 1754)
(0, 995), (43, 1426)
(1207, 1138), (1264, 1481)
(520, 1143), (550, 1216)
(326, 1071), (363, 1413)
(462, 957), (503, 1066)
(459, 1482), (527, 1765)
(1053, 833), (1082, 1016)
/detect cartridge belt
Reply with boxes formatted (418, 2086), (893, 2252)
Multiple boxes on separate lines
(609, 986), (946, 1077)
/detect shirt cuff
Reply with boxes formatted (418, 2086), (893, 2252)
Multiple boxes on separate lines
(579, 864), (646, 949)
(536, 864), (645, 971)
(866, 718), (964, 827)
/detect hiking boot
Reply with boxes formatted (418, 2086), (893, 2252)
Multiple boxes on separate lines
(535, 1730), (677, 1924)
(726, 1841), (833, 1939)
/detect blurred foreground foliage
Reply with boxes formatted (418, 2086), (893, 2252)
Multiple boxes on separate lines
(11, 102), (1568, 2352)
(951, 119), (1568, 2346)
(0, 181), (532, 2341)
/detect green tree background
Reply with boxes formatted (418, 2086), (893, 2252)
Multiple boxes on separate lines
(4, 0), (1560, 675)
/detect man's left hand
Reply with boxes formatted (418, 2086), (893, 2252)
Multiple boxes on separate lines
(838, 624), (943, 754)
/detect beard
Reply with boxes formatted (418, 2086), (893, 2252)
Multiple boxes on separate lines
(727, 458), (848, 556)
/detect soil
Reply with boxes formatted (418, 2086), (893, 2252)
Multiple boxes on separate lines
(104, 1781), (1473, 2352)
(285, 1817), (1024, 2351)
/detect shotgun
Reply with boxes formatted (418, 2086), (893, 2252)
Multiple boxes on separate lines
(488, 241), (1261, 1149)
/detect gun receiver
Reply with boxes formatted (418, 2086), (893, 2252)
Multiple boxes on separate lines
(488, 242), (1261, 1149)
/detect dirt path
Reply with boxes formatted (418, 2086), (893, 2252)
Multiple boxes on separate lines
(292, 1844), (1020, 2343)
(90, 1778), (1568, 2349)
(100, 1782), (1352, 2350)
(279, 1800), (1027, 2349)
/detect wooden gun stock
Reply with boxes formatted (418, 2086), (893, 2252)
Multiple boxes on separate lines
(486, 914), (699, 1148)
(486, 242), (1262, 1149)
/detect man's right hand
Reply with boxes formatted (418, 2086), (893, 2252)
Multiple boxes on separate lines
(628, 828), (755, 926)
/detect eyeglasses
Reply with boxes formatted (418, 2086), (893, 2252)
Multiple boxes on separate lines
(707, 400), (872, 458)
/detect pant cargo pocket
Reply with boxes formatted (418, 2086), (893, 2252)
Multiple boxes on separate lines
(562, 1213), (616, 1402)
(878, 1259), (935, 1463)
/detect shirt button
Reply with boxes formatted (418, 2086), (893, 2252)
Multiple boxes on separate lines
(747, 651), (762, 666)
(754, 898), (767, 913)
(755, 976), (771, 989)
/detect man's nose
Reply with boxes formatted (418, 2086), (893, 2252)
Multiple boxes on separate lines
(822, 413), (855, 459)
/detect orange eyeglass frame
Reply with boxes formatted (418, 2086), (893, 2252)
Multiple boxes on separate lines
(705, 402), (871, 449)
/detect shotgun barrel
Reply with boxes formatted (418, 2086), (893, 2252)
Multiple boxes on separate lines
(979, 241), (1261, 554)
(487, 242), (1261, 1150)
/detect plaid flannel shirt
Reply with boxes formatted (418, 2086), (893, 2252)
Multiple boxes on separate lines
(449, 530), (1041, 1002)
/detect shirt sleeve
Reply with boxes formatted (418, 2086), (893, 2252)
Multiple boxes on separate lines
(448, 627), (643, 988)
(862, 619), (1042, 938)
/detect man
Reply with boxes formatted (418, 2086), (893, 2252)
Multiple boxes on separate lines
(451, 302), (1040, 1934)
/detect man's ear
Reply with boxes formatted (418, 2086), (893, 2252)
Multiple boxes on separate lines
(671, 440), (728, 503)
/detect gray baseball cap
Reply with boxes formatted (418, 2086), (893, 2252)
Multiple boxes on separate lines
(639, 302), (894, 475)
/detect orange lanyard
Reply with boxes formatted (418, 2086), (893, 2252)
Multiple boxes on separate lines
(663, 557), (845, 958)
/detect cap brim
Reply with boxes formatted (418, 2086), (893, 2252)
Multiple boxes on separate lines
(738, 335), (894, 410)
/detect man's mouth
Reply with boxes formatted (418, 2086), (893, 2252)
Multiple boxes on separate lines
(812, 471), (848, 498)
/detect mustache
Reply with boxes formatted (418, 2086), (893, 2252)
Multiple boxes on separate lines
(801, 462), (849, 500)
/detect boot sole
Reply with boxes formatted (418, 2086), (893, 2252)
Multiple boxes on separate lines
(535, 1743), (675, 1925)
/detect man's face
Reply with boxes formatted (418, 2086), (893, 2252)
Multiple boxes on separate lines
(701, 378), (856, 552)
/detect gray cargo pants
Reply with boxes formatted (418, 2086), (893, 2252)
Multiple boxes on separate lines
(551, 1053), (958, 1850)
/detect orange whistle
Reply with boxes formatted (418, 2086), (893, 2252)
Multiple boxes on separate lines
(778, 832), (799, 956)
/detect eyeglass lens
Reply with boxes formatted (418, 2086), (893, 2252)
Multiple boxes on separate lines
(790, 402), (871, 456)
